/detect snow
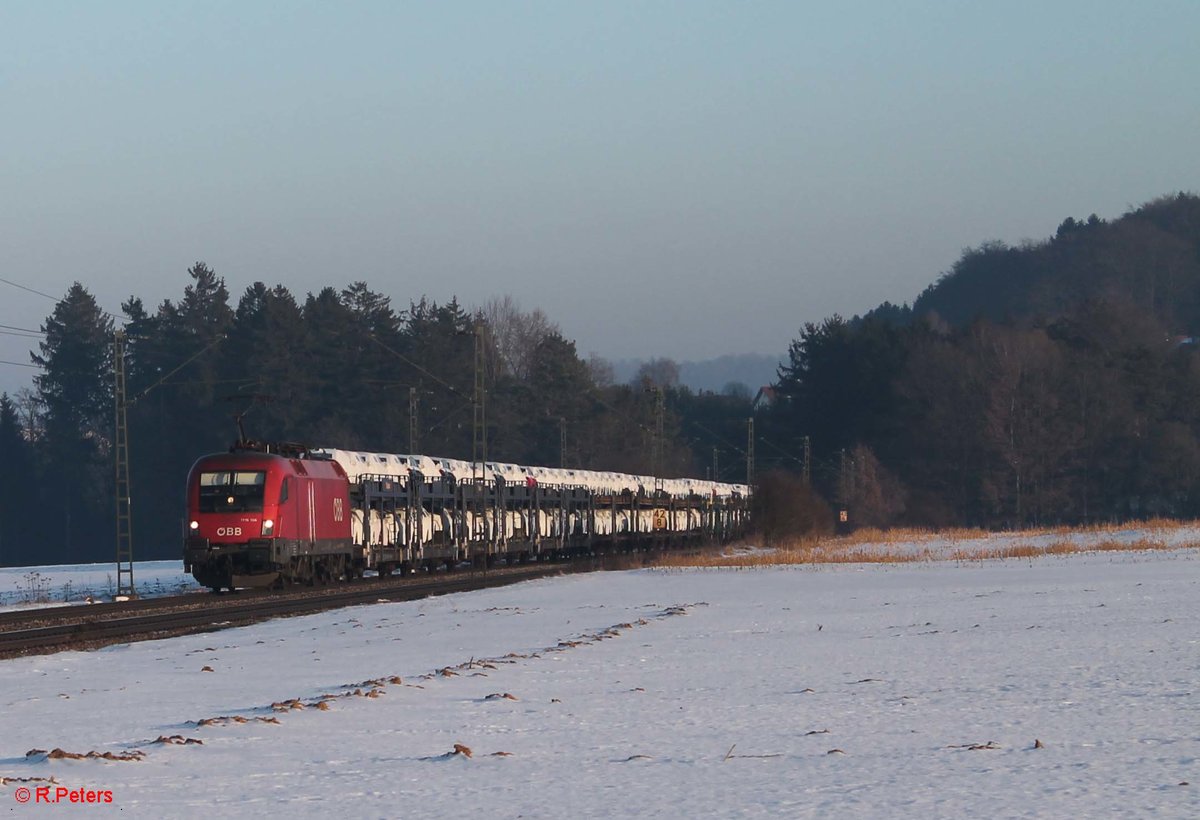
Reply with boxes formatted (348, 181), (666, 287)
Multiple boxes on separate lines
(821, 523), (1200, 561)
(0, 561), (200, 608)
(2, 549), (1200, 817)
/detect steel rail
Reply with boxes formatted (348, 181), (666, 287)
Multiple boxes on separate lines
(0, 561), (573, 630)
(0, 562), (578, 658)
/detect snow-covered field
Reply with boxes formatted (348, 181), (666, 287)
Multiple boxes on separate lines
(2, 548), (1198, 817)
(813, 523), (1200, 562)
(0, 560), (199, 608)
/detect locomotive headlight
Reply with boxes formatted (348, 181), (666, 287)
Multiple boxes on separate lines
(189, 520), (199, 531)
(262, 519), (275, 535)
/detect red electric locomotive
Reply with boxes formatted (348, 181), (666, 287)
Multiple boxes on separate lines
(183, 445), (355, 592)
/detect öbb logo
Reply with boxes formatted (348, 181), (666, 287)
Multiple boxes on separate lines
(216, 526), (243, 536)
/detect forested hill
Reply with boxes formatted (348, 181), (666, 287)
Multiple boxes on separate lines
(907, 193), (1200, 331)
(764, 192), (1200, 533)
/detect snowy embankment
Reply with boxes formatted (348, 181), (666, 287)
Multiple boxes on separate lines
(7, 522), (1198, 609)
(2, 550), (1198, 817)
(0, 560), (199, 608)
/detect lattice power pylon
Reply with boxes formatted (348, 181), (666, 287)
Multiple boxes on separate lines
(113, 330), (135, 598)
(471, 326), (489, 546)
(409, 386), (419, 453)
(746, 416), (755, 486)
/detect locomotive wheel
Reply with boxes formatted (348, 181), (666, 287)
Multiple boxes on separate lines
(296, 556), (315, 587)
(209, 556), (235, 594)
(329, 555), (344, 582)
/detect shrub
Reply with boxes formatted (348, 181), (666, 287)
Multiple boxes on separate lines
(751, 470), (833, 545)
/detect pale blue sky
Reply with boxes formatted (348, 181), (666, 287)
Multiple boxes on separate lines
(2, 1), (1198, 395)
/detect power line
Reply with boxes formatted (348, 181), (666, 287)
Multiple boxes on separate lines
(0, 323), (45, 335)
(756, 434), (808, 467)
(0, 275), (60, 303)
(0, 359), (42, 369)
(128, 334), (227, 406)
(367, 333), (470, 400)
(0, 275), (130, 323)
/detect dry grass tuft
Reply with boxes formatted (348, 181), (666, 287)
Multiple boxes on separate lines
(951, 537), (1169, 562)
(1, 776), (59, 785)
(194, 715), (279, 727)
(29, 748), (146, 762)
(947, 741), (1000, 751)
(153, 735), (203, 746)
(452, 743), (473, 759)
(723, 744), (784, 760)
(651, 518), (1200, 569)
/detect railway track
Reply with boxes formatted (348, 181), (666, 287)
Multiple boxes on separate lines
(0, 561), (583, 658)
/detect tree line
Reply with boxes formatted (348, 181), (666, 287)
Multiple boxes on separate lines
(762, 193), (1200, 531)
(7, 191), (1196, 565)
(0, 269), (753, 567)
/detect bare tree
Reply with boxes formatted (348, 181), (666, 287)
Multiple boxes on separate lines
(12, 388), (44, 442)
(634, 357), (680, 389)
(480, 295), (558, 382)
(586, 354), (615, 388)
(836, 444), (906, 529)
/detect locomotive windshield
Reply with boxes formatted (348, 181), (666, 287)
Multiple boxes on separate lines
(198, 470), (267, 513)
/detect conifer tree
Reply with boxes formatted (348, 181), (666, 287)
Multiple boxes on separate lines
(30, 283), (114, 562)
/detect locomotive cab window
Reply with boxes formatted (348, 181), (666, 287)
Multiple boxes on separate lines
(198, 471), (267, 513)
(279, 477), (289, 504)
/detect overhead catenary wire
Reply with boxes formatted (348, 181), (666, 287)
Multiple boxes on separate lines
(0, 331), (44, 343)
(755, 434), (808, 467)
(367, 333), (472, 400)
(0, 274), (133, 382)
(0, 275), (61, 303)
(588, 380), (810, 482)
(128, 334), (228, 406)
(0, 323), (46, 335)
(0, 273), (131, 324)
(416, 399), (473, 439)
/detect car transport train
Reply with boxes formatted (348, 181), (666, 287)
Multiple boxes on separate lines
(184, 439), (751, 591)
